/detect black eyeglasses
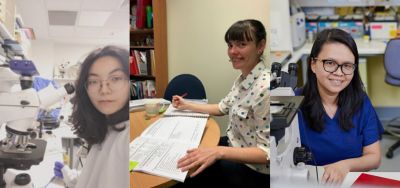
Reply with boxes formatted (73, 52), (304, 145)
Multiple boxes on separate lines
(313, 58), (356, 75)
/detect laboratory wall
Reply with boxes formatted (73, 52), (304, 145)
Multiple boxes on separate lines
(167, 0), (270, 134)
(29, 41), (100, 79)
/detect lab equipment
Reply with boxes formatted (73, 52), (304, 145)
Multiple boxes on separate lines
(0, 60), (75, 187)
(270, 62), (298, 90)
(290, 4), (306, 50)
(270, 65), (312, 184)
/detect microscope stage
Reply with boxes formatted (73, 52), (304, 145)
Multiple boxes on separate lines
(0, 139), (46, 170)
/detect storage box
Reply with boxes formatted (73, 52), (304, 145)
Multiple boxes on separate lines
(370, 21), (398, 39)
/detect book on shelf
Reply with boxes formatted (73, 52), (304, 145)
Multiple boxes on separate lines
(130, 5), (137, 29)
(130, 49), (154, 76)
(130, 50), (139, 75)
(130, 115), (207, 182)
(135, 0), (152, 29)
(130, 80), (156, 99)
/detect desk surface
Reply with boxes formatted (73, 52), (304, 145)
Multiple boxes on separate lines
(130, 111), (221, 188)
(306, 165), (400, 187)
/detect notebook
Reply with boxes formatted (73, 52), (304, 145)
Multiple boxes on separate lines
(163, 99), (209, 118)
(352, 173), (400, 187)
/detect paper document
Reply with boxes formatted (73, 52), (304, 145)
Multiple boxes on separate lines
(164, 99), (209, 118)
(130, 117), (207, 182)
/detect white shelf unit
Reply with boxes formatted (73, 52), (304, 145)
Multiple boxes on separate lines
(294, 0), (400, 7)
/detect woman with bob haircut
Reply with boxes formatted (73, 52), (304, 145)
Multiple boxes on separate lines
(172, 19), (269, 187)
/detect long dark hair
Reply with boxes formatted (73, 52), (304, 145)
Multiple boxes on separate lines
(72, 45), (129, 145)
(301, 28), (364, 132)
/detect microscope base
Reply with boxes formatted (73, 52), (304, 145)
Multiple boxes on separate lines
(0, 139), (46, 187)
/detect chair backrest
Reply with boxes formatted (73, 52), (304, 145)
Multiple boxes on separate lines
(163, 74), (206, 101)
(384, 38), (400, 86)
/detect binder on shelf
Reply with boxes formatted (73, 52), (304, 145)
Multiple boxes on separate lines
(130, 50), (139, 75)
(138, 51), (148, 75)
(135, 0), (146, 29)
(145, 50), (152, 76)
(135, 0), (152, 29)
(131, 49), (154, 76)
(133, 50), (147, 75)
(150, 50), (155, 73)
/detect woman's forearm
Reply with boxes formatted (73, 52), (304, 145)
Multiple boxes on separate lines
(218, 146), (268, 164)
(187, 103), (224, 116)
(340, 153), (380, 172)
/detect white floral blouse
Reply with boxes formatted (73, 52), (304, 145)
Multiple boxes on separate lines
(218, 61), (270, 174)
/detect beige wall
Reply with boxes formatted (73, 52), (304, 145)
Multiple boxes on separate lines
(167, 0), (270, 135)
(367, 56), (400, 106)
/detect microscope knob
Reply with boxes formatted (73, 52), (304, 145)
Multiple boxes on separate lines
(293, 147), (312, 165)
(271, 62), (282, 77)
(20, 100), (30, 106)
(27, 129), (37, 139)
(14, 173), (31, 186)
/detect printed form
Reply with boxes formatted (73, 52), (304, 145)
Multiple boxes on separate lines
(130, 117), (207, 182)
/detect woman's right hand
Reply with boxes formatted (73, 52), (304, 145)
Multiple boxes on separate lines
(172, 95), (189, 110)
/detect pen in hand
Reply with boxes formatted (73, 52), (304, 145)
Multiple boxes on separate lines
(173, 93), (188, 102)
(181, 93), (188, 98)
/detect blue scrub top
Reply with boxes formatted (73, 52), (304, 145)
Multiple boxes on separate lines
(295, 90), (384, 166)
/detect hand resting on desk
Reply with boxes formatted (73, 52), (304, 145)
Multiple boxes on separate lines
(322, 160), (350, 185)
(177, 147), (222, 178)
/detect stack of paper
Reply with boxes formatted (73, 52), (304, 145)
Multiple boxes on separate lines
(130, 117), (207, 182)
(163, 105), (209, 118)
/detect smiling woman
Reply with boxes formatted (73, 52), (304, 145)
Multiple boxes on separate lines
(171, 19), (269, 188)
(296, 28), (384, 185)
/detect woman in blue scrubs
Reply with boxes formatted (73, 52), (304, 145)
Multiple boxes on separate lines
(296, 28), (383, 184)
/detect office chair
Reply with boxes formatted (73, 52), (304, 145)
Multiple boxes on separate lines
(163, 74), (207, 101)
(383, 38), (400, 158)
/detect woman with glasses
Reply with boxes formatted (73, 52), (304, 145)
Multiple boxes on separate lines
(296, 28), (383, 184)
(53, 46), (130, 188)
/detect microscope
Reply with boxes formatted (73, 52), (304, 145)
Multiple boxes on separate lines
(270, 62), (312, 184)
(0, 60), (75, 187)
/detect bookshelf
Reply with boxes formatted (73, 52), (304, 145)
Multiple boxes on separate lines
(130, 0), (168, 99)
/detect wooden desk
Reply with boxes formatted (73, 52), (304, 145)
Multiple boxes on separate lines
(130, 111), (221, 188)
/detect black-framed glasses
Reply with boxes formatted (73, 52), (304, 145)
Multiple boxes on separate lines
(85, 75), (129, 92)
(313, 58), (356, 75)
